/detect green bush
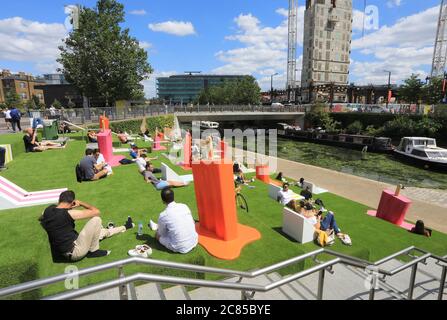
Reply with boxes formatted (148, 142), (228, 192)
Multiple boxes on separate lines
(88, 115), (174, 136)
(346, 121), (363, 134)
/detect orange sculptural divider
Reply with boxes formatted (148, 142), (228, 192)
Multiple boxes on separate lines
(99, 115), (110, 131)
(192, 161), (261, 260)
(181, 132), (192, 170)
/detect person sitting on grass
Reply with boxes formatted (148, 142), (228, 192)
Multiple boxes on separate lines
(143, 163), (188, 190)
(39, 190), (135, 262)
(87, 130), (98, 143)
(93, 149), (113, 176)
(80, 149), (109, 181)
(23, 128), (65, 153)
(300, 186), (313, 201)
(149, 188), (198, 254)
(277, 183), (299, 212)
(302, 208), (350, 245)
(0, 146), (7, 171)
(235, 171), (255, 185)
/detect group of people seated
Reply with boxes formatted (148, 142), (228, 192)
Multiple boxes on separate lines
(78, 149), (111, 182)
(277, 182), (351, 246)
(40, 187), (198, 262)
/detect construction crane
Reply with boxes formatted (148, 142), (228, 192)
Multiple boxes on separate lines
(431, 0), (447, 78)
(287, 0), (298, 102)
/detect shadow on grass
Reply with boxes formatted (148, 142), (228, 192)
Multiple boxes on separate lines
(272, 227), (299, 243)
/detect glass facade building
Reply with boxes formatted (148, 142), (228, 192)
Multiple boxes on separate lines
(157, 74), (246, 104)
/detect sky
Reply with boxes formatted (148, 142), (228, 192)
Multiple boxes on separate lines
(0, 0), (442, 98)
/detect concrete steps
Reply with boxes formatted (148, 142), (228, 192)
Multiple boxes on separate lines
(72, 258), (446, 300)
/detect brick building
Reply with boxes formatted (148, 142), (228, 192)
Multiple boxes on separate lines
(0, 70), (45, 105)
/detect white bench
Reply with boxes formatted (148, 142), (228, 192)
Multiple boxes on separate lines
(302, 181), (328, 195)
(268, 183), (304, 202)
(161, 163), (194, 184)
(282, 207), (315, 244)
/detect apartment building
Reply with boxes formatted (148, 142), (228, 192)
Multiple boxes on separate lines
(0, 70), (45, 104)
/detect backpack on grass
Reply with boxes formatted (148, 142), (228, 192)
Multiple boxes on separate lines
(75, 164), (84, 183)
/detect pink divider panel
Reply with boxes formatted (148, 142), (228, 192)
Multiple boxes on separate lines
(367, 189), (414, 230)
(97, 129), (124, 167)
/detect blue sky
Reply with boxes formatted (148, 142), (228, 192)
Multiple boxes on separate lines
(0, 0), (441, 97)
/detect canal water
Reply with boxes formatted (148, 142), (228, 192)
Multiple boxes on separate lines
(276, 138), (447, 190)
(181, 123), (446, 190)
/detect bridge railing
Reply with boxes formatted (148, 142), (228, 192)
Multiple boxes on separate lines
(21, 105), (306, 126)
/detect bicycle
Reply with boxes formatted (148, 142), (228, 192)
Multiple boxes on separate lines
(235, 184), (249, 213)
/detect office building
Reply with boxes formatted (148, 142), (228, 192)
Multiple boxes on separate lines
(157, 74), (247, 104)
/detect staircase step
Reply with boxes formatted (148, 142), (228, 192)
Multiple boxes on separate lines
(266, 272), (309, 300)
(188, 274), (290, 300)
(75, 287), (121, 300)
(375, 259), (442, 300)
(163, 285), (191, 300)
(135, 283), (165, 300)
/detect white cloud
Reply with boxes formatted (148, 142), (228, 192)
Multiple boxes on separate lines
(0, 17), (66, 64)
(213, 7), (305, 91)
(148, 21), (196, 36)
(129, 9), (147, 16)
(139, 41), (152, 50)
(352, 6), (438, 50)
(350, 6), (438, 85)
(387, 0), (403, 8)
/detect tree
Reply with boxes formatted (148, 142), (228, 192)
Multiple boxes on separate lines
(32, 95), (41, 108)
(58, 0), (153, 106)
(5, 91), (22, 109)
(197, 76), (261, 105)
(398, 74), (424, 104)
(423, 76), (444, 105)
(52, 99), (63, 109)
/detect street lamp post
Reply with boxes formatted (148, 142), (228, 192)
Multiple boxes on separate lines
(271, 73), (279, 104)
(384, 70), (392, 109)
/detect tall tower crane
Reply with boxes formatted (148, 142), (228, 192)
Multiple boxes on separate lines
(287, 0), (298, 102)
(431, 0), (447, 78)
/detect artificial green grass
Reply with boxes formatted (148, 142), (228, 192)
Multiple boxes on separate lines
(0, 132), (446, 299)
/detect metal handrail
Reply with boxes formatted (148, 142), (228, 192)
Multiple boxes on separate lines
(0, 246), (445, 300)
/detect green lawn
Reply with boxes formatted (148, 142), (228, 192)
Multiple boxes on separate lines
(0, 132), (446, 299)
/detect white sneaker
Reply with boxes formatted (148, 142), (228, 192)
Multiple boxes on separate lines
(149, 220), (158, 231)
(128, 245), (153, 258)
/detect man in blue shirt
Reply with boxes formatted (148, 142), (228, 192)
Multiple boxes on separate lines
(9, 107), (22, 133)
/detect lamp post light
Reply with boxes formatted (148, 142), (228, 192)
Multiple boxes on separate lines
(271, 73), (279, 104)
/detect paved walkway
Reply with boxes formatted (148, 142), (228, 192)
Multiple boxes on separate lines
(243, 150), (447, 234)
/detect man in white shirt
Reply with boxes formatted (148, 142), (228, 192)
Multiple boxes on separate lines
(94, 149), (113, 175)
(277, 183), (299, 212)
(135, 154), (160, 174)
(3, 108), (11, 130)
(152, 188), (198, 254)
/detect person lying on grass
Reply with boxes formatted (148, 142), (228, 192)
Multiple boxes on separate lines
(87, 130), (98, 143)
(277, 183), (300, 212)
(23, 128), (65, 153)
(135, 154), (160, 174)
(80, 149), (109, 181)
(130, 145), (148, 159)
(143, 162), (188, 190)
(39, 190), (135, 262)
(149, 188), (198, 254)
